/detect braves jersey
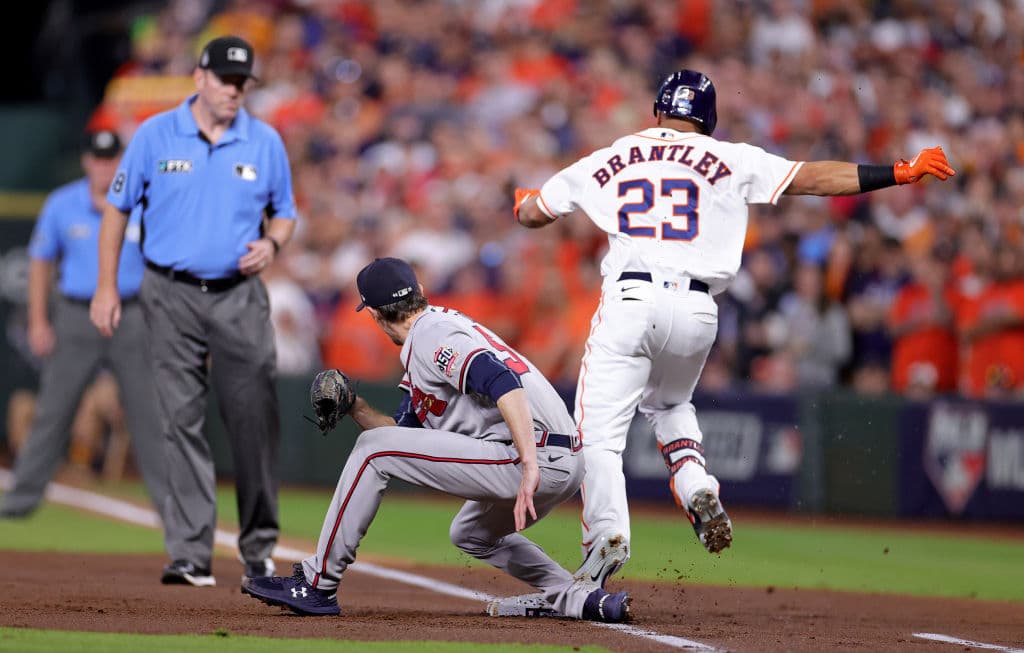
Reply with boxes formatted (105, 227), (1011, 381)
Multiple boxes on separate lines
(537, 127), (802, 294)
(398, 307), (575, 440)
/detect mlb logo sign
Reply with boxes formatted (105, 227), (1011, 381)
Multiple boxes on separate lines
(923, 403), (988, 515)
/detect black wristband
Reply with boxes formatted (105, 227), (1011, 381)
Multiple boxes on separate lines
(857, 164), (897, 192)
(266, 236), (281, 254)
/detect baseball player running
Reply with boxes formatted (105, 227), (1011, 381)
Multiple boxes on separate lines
(509, 68), (955, 594)
(242, 257), (630, 622)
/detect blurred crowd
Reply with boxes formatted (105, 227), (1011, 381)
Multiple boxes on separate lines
(81, 0), (1024, 401)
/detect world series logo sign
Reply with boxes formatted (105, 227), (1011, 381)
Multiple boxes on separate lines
(923, 403), (988, 515)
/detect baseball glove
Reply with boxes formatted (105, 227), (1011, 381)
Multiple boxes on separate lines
(309, 369), (356, 435)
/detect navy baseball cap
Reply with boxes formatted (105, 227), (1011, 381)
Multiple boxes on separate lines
(198, 35), (258, 80)
(84, 129), (122, 158)
(356, 257), (419, 311)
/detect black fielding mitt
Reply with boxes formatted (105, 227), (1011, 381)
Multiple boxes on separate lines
(309, 369), (356, 435)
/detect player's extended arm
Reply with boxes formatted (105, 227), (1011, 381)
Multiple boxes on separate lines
(90, 202), (129, 337)
(514, 188), (556, 229)
(348, 395), (398, 431)
(496, 388), (540, 531)
(786, 147), (955, 196)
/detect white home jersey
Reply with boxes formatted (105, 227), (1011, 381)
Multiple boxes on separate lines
(537, 127), (802, 294)
(398, 306), (576, 440)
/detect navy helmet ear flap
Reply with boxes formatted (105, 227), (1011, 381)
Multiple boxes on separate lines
(653, 70), (718, 136)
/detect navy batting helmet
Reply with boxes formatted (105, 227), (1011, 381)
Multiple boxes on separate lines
(653, 70), (717, 136)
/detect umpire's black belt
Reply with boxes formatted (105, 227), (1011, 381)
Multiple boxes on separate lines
(617, 271), (709, 294)
(146, 260), (247, 293)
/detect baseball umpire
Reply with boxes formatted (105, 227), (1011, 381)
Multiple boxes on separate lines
(241, 257), (630, 622)
(511, 68), (956, 592)
(1, 128), (166, 519)
(90, 36), (296, 586)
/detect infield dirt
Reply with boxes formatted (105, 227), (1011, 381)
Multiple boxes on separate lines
(2, 551), (1022, 652)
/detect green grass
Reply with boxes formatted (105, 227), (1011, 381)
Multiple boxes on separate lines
(3, 483), (1023, 602)
(0, 628), (608, 653)
(0, 503), (164, 552)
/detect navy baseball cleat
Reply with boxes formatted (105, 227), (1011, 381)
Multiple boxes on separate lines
(687, 483), (733, 554)
(581, 588), (631, 623)
(242, 563), (340, 616)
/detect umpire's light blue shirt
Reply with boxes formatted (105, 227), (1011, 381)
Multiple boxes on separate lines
(29, 178), (144, 300)
(107, 95), (297, 280)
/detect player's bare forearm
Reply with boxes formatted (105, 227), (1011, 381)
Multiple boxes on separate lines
(497, 388), (539, 530)
(348, 395), (397, 431)
(496, 388), (539, 467)
(785, 161), (861, 196)
(96, 203), (129, 291)
(517, 198), (552, 228)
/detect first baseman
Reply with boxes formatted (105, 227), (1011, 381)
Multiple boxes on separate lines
(241, 257), (630, 622)
(513, 68), (956, 590)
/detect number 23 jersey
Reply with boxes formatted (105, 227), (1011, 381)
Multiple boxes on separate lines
(536, 128), (803, 294)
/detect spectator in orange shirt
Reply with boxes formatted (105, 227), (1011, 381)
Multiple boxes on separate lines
(956, 241), (1024, 399)
(887, 250), (960, 398)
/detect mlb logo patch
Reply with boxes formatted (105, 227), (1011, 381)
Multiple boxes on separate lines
(234, 164), (258, 181)
(227, 47), (248, 63)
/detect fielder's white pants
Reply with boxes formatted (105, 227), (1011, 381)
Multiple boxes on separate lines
(574, 273), (718, 552)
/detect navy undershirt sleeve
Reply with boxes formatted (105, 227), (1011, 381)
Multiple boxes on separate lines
(466, 351), (523, 402)
(392, 393), (422, 428)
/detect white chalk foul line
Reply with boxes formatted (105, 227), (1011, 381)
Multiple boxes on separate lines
(914, 633), (1024, 653)
(1, 468), (719, 651)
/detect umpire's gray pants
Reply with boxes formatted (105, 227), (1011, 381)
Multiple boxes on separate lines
(140, 270), (279, 570)
(302, 427), (595, 618)
(1, 298), (167, 517)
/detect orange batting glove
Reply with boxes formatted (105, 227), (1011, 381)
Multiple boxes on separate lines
(513, 187), (539, 222)
(894, 146), (956, 184)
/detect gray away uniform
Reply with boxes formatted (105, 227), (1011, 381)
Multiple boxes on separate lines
(302, 306), (597, 617)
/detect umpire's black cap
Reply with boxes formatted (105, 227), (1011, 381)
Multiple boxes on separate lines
(356, 257), (419, 311)
(198, 35), (258, 80)
(84, 129), (122, 159)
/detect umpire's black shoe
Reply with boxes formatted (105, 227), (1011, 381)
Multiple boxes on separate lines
(242, 557), (276, 580)
(161, 560), (216, 587)
(581, 588), (630, 623)
(241, 563), (340, 616)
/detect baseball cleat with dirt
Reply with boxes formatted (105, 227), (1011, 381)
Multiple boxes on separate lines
(573, 532), (630, 588)
(688, 486), (733, 554)
(486, 592), (563, 618)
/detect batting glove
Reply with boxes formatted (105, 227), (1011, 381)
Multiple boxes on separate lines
(894, 146), (956, 184)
